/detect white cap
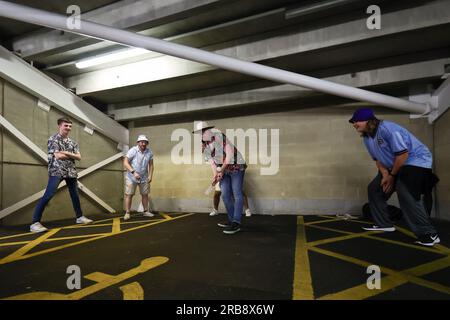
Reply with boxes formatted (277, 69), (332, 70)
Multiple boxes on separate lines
(136, 134), (149, 142)
(192, 121), (214, 133)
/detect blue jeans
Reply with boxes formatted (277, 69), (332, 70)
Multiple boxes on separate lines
(32, 176), (83, 223)
(220, 170), (245, 224)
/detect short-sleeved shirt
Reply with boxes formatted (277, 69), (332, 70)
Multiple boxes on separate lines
(202, 131), (246, 173)
(126, 146), (153, 183)
(363, 120), (432, 169)
(47, 133), (80, 178)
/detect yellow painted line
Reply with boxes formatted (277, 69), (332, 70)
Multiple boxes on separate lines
(121, 219), (164, 225)
(84, 272), (114, 282)
(62, 218), (165, 229)
(317, 215), (338, 219)
(319, 274), (406, 300)
(67, 256), (168, 300)
(292, 216), (314, 300)
(159, 212), (173, 220)
(307, 230), (378, 247)
(46, 234), (108, 242)
(364, 234), (446, 255)
(119, 282), (144, 300)
(0, 213), (195, 265)
(304, 218), (343, 225)
(0, 241), (29, 247)
(306, 223), (445, 255)
(0, 229), (60, 264)
(63, 223), (114, 229)
(318, 256), (450, 300)
(112, 218), (121, 234)
(4, 256), (168, 300)
(0, 232), (38, 241)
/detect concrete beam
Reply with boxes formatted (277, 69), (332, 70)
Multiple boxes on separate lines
(0, 45), (129, 145)
(66, 0), (450, 95)
(12, 0), (219, 58)
(0, 1), (429, 114)
(429, 77), (450, 123)
(109, 57), (450, 121)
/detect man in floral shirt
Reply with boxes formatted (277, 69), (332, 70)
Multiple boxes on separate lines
(30, 117), (93, 233)
(194, 121), (247, 235)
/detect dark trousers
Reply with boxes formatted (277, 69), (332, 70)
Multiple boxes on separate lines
(32, 176), (83, 223)
(368, 173), (437, 236)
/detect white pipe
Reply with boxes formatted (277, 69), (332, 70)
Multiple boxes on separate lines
(0, 1), (429, 114)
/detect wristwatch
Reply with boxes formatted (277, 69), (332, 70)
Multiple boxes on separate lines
(131, 170), (135, 174)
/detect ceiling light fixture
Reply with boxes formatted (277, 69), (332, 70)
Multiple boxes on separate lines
(75, 48), (148, 69)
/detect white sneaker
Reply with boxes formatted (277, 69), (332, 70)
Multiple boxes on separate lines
(142, 211), (154, 217)
(362, 225), (396, 232)
(123, 212), (131, 220)
(209, 209), (219, 216)
(245, 209), (252, 217)
(76, 216), (93, 224)
(30, 222), (48, 233)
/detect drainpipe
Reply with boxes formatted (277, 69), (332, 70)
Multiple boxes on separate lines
(0, 0), (429, 115)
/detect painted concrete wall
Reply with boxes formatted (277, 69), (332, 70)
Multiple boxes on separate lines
(434, 108), (450, 221)
(0, 79), (124, 226)
(130, 106), (434, 216)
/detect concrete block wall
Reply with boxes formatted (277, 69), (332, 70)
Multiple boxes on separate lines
(0, 79), (124, 226)
(130, 106), (433, 216)
(434, 108), (450, 221)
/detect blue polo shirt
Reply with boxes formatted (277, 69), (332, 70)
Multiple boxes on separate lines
(363, 120), (432, 169)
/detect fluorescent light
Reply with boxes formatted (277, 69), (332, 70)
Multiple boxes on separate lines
(75, 48), (148, 69)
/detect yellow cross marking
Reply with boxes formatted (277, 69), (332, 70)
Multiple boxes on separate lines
(293, 215), (450, 299)
(0, 213), (194, 265)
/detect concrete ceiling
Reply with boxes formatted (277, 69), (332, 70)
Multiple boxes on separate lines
(1, 0), (449, 123)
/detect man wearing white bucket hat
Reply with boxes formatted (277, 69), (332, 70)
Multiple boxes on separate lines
(194, 121), (247, 234)
(123, 134), (154, 220)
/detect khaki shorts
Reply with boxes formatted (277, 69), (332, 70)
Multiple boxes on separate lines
(125, 176), (149, 195)
(214, 183), (221, 192)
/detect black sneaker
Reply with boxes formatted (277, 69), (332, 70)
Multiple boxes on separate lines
(415, 234), (440, 247)
(217, 222), (231, 228)
(223, 222), (241, 235)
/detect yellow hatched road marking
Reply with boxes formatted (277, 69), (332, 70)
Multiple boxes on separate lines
(292, 216), (314, 300)
(1, 229), (60, 264)
(306, 223), (445, 255)
(0, 213), (194, 265)
(311, 246), (450, 299)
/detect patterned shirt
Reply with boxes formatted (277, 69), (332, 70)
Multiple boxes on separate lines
(47, 133), (80, 178)
(202, 131), (246, 173)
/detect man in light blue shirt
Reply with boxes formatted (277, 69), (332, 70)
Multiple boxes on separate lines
(123, 134), (154, 220)
(350, 108), (440, 247)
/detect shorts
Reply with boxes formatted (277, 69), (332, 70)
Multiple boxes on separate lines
(125, 176), (149, 195)
(215, 183), (221, 192)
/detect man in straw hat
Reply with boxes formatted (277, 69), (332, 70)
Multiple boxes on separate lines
(193, 121), (247, 234)
(123, 134), (154, 220)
